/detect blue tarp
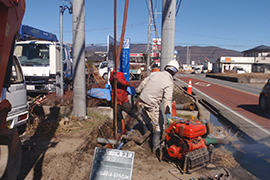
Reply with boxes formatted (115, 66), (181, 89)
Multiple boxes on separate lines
(87, 88), (111, 101)
(87, 84), (136, 102)
(127, 86), (136, 96)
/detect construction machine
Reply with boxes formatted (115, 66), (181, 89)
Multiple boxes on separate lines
(0, 0), (25, 179)
(163, 119), (213, 174)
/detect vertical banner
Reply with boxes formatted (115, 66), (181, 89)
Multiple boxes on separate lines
(119, 39), (130, 82)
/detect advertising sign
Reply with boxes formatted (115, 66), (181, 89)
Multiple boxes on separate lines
(119, 39), (130, 81)
(107, 36), (130, 82)
(152, 38), (161, 51)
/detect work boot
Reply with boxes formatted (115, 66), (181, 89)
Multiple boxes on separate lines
(152, 131), (161, 152)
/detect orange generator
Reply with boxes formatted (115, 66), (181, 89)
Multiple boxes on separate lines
(164, 120), (211, 173)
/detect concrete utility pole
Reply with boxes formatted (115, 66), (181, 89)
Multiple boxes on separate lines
(147, 0), (151, 76)
(73, 0), (86, 117)
(161, 0), (176, 71)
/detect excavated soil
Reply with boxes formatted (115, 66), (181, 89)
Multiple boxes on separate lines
(16, 80), (255, 180)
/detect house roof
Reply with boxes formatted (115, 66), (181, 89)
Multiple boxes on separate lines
(242, 45), (270, 53)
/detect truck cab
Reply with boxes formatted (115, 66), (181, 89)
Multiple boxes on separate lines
(14, 25), (73, 94)
(14, 40), (72, 94)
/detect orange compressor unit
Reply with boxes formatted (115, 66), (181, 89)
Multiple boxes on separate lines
(164, 120), (211, 173)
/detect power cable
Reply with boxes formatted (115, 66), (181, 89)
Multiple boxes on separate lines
(175, 0), (182, 17)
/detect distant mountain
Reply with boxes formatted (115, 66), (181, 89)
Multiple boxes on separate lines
(175, 46), (243, 64)
(85, 44), (243, 64)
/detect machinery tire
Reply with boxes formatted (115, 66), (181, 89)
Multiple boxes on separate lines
(0, 128), (22, 180)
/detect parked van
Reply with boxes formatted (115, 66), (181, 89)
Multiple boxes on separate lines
(5, 55), (29, 129)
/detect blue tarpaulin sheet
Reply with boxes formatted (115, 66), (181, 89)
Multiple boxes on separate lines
(88, 88), (111, 101)
(87, 85), (136, 102)
(127, 86), (136, 96)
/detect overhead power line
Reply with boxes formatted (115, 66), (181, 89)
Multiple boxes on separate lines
(175, 0), (182, 17)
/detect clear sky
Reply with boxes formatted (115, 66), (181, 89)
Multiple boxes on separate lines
(22, 0), (270, 52)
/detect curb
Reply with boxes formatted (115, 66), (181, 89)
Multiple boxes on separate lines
(206, 74), (268, 83)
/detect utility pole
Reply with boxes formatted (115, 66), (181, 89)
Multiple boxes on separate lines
(161, 0), (176, 71)
(56, 6), (63, 97)
(73, 0), (86, 117)
(187, 46), (189, 66)
(147, 0), (151, 76)
(59, 1), (72, 97)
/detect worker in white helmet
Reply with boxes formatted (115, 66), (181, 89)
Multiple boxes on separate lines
(136, 60), (179, 153)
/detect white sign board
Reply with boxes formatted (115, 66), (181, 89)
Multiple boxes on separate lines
(89, 147), (135, 180)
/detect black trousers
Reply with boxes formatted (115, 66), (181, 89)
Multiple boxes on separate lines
(115, 101), (140, 131)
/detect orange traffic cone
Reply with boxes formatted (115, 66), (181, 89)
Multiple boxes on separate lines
(172, 101), (176, 117)
(187, 79), (192, 95)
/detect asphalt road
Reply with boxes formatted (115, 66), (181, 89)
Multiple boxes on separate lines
(174, 73), (270, 180)
(174, 73), (270, 144)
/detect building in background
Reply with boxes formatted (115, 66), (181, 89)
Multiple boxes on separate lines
(242, 45), (270, 73)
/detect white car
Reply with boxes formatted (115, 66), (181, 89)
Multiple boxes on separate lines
(231, 67), (245, 74)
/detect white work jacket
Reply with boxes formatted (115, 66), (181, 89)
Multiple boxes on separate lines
(136, 71), (174, 114)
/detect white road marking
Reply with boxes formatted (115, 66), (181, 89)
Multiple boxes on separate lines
(194, 82), (211, 87)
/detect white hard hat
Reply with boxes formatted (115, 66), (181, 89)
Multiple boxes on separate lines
(166, 60), (179, 72)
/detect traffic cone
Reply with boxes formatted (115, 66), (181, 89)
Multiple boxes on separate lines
(187, 79), (192, 95)
(172, 101), (176, 117)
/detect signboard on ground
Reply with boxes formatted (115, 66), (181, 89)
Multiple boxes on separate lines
(89, 147), (135, 180)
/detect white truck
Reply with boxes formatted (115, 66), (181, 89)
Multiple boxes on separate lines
(98, 61), (110, 81)
(14, 25), (73, 94)
(98, 61), (146, 81)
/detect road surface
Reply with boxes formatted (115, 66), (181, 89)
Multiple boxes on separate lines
(174, 73), (270, 180)
(175, 73), (270, 142)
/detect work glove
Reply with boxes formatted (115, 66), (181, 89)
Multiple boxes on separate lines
(166, 113), (171, 119)
(165, 114), (173, 126)
(133, 93), (140, 103)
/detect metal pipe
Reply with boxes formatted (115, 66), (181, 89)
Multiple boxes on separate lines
(146, 0), (151, 76)
(113, 0), (118, 140)
(59, 6), (64, 97)
(97, 138), (119, 145)
(113, 0), (129, 139)
(176, 103), (195, 111)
